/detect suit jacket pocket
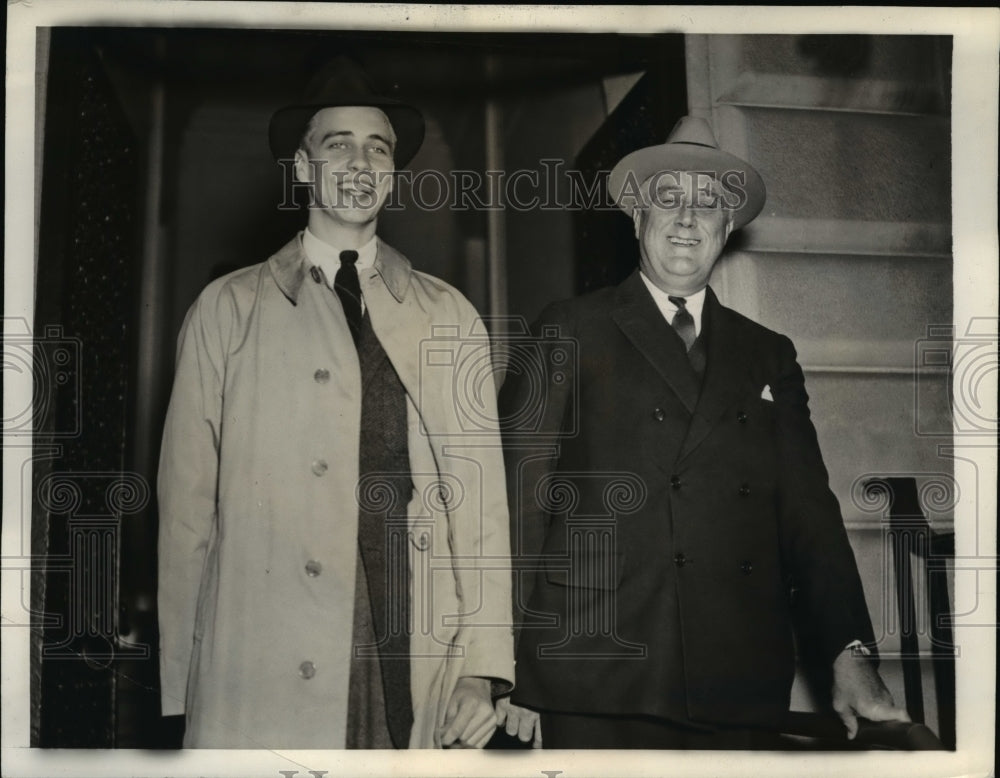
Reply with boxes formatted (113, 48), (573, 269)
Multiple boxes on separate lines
(544, 549), (625, 591)
(747, 391), (778, 428)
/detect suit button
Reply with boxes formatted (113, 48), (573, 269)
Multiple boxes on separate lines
(740, 560), (753, 575)
(314, 368), (330, 384)
(653, 407), (665, 422)
(737, 411), (748, 423)
(311, 459), (328, 476)
(738, 483), (751, 497)
(674, 553), (687, 567)
(305, 559), (322, 577)
(299, 661), (316, 679)
(670, 475), (682, 490)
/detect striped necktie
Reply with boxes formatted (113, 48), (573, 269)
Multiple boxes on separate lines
(668, 295), (697, 352)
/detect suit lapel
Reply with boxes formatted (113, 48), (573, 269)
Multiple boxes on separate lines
(611, 272), (701, 413)
(679, 288), (754, 461)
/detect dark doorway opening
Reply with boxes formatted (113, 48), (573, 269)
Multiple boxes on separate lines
(32, 26), (685, 747)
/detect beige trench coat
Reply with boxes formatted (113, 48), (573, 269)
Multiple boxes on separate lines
(158, 235), (514, 748)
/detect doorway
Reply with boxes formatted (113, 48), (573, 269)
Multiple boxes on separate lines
(32, 26), (686, 747)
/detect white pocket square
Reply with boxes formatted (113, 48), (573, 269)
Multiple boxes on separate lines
(760, 385), (773, 401)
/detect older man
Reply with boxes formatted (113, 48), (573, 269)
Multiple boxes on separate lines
(495, 117), (908, 748)
(157, 59), (513, 749)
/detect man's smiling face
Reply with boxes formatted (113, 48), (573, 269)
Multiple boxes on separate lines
(294, 106), (396, 226)
(632, 170), (733, 297)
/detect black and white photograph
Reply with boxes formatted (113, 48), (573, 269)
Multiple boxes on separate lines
(2, 3), (997, 777)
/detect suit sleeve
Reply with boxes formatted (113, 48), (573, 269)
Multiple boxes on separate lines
(497, 304), (577, 651)
(156, 291), (227, 716)
(771, 334), (877, 668)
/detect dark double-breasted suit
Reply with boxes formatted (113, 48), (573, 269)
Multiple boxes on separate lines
(499, 271), (875, 731)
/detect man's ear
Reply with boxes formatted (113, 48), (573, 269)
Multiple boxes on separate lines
(631, 207), (644, 239)
(293, 148), (312, 183)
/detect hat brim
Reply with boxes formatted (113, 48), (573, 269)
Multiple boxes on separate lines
(608, 143), (766, 230)
(268, 99), (425, 169)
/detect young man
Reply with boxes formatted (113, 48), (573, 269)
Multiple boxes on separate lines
(158, 59), (513, 749)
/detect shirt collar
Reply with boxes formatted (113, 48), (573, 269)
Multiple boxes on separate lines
(268, 232), (412, 305)
(301, 227), (377, 288)
(638, 271), (707, 332)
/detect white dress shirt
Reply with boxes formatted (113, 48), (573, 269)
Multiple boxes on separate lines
(302, 228), (377, 313)
(639, 272), (707, 336)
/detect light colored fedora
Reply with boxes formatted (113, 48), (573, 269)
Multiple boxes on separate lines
(608, 116), (766, 230)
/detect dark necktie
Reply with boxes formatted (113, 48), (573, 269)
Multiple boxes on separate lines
(348, 314), (414, 748)
(668, 295), (697, 352)
(335, 250), (363, 347)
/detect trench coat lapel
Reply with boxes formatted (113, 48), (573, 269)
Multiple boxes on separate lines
(612, 271), (700, 413)
(266, 234), (309, 303)
(268, 234), (441, 443)
(679, 287), (754, 462)
(361, 240), (436, 426)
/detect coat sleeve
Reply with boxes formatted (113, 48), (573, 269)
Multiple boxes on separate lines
(436, 298), (517, 695)
(156, 288), (228, 716)
(771, 334), (877, 668)
(497, 303), (577, 652)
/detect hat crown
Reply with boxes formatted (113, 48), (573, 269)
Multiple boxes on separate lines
(301, 56), (383, 104)
(268, 57), (425, 166)
(665, 115), (721, 149)
(606, 114), (766, 229)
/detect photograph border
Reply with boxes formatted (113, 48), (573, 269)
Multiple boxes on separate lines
(3, 4), (997, 778)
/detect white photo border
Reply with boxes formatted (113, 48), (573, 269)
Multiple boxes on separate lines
(3, 4), (997, 778)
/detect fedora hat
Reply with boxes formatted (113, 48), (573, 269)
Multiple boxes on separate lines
(268, 56), (425, 168)
(608, 116), (766, 230)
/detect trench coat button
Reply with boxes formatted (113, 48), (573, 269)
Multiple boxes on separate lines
(311, 459), (328, 476)
(304, 560), (322, 577)
(738, 483), (751, 497)
(740, 560), (753, 575)
(670, 475), (682, 490)
(314, 368), (330, 384)
(674, 553), (687, 567)
(737, 411), (748, 423)
(653, 407), (666, 422)
(299, 661), (316, 679)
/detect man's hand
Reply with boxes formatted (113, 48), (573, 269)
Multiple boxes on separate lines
(831, 647), (910, 739)
(495, 696), (542, 748)
(440, 677), (497, 748)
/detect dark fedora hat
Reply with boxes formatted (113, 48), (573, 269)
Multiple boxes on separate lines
(268, 56), (425, 168)
(609, 116), (766, 230)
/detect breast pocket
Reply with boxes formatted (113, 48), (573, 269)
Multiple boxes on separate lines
(754, 394), (778, 423)
(734, 386), (778, 435)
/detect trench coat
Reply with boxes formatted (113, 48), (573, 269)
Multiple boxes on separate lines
(158, 234), (514, 748)
(500, 273), (875, 730)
